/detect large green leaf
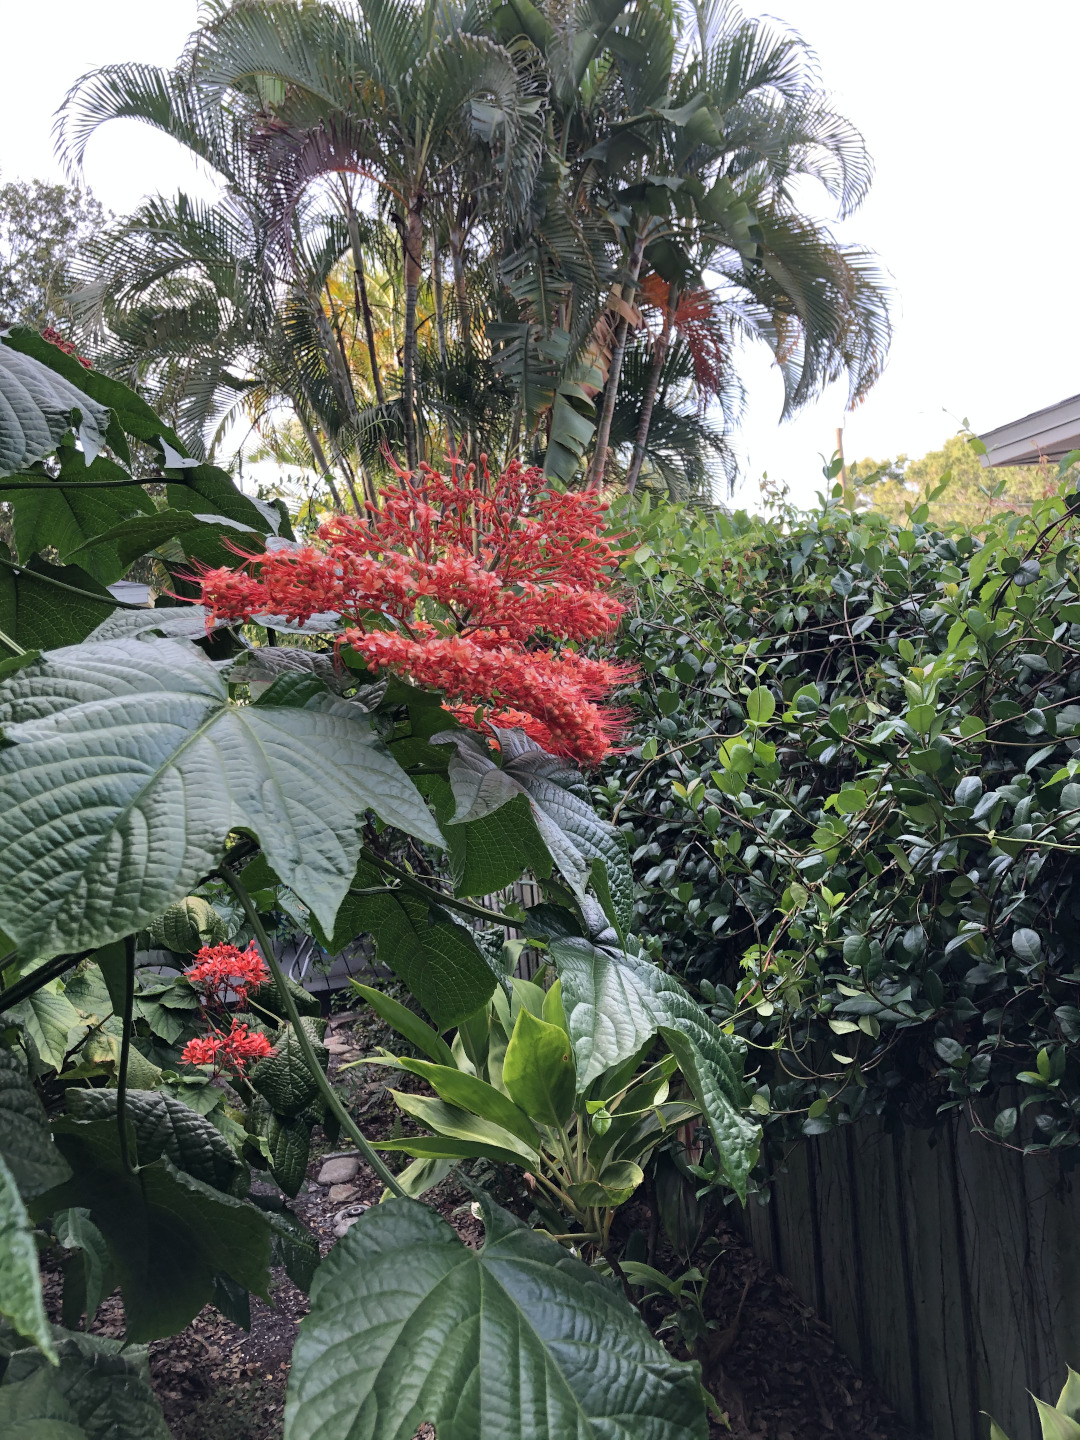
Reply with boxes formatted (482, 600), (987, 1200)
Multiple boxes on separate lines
(0, 1046), (70, 1198)
(0, 637), (444, 956)
(0, 1152), (54, 1359)
(434, 728), (632, 925)
(1, 1328), (170, 1440)
(389, 1091), (540, 1167)
(66, 1088), (245, 1194)
(549, 937), (758, 1198)
(0, 456), (154, 585)
(36, 1118), (272, 1342)
(250, 1024), (326, 1119)
(55, 1207), (112, 1330)
(386, 1055), (542, 1150)
(68, 508), (262, 570)
(316, 864), (496, 1030)
(10, 987), (87, 1074)
(0, 345), (110, 478)
(0, 551), (118, 651)
(286, 1194), (707, 1440)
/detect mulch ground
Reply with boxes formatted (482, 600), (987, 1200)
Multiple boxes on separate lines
(41, 1008), (919, 1440)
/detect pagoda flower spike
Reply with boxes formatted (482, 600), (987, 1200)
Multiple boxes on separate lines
(199, 457), (635, 766)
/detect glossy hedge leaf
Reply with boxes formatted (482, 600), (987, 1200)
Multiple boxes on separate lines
(286, 1194), (707, 1440)
(316, 869), (496, 1030)
(37, 1118), (272, 1342)
(66, 1088), (245, 1194)
(0, 1151), (55, 1358)
(1, 1327), (171, 1440)
(0, 638), (443, 956)
(0, 1045), (70, 1198)
(435, 727), (632, 927)
(0, 343), (110, 476)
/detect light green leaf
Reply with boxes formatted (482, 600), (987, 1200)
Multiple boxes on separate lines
(390, 1055), (542, 1150)
(285, 1195), (707, 1440)
(375, 1135), (528, 1168)
(745, 687), (776, 725)
(1033, 1399), (1080, 1440)
(351, 983), (455, 1068)
(0, 1045), (70, 1197)
(389, 1090), (540, 1168)
(0, 638), (443, 955)
(502, 1007), (576, 1127)
(567, 1159), (644, 1209)
(548, 937), (660, 1088)
(0, 1150), (55, 1359)
(1057, 1368), (1080, 1423)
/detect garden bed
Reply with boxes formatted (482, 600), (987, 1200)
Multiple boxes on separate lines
(42, 1012), (915, 1440)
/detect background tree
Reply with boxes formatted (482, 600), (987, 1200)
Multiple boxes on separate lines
(850, 434), (1057, 526)
(0, 175), (106, 329)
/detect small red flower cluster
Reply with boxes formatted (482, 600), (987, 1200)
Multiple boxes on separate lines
(185, 941), (269, 1006)
(40, 326), (92, 370)
(181, 1019), (274, 1076)
(199, 458), (632, 764)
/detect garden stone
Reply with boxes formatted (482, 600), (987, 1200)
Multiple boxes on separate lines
(317, 1154), (360, 1185)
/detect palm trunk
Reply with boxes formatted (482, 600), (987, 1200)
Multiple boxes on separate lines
(402, 196), (424, 470)
(342, 192), (385, 407)
(433, 229), (447, 364)
(626, 279), (678, 495)
(296, 407), (344, 512)
(449, 224), (471, 354)
(587, 233), (646, 490)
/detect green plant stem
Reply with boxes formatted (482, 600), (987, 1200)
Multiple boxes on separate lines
(359, 848), (521, 926)
(116, 936), (136, 1174)
(0, 626), (26, 656)
(0, 951), (89, 1013)
(216, 864), (407, 1199)
(0, 477), (165, 489)
(0, 556), (144, 609)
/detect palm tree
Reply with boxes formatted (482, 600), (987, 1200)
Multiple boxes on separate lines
(184, 0), (544, 469)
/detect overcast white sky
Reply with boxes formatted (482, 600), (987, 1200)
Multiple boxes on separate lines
(2, 0), (1077, 506)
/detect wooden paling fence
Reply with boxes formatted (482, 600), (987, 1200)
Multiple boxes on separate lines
(740, 1112), (1080, 1440)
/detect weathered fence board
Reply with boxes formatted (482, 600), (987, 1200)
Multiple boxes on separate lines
(742, 1115), (1080, 1440)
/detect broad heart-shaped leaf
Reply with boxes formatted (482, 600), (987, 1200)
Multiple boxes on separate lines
(286, 1194), (707, 1440)
(86, 602), (224, 643)
(0, 342), (110, 476)
(2, 1326), (171, 1440)
(0, 550), (119, 651)
(0, 1045), (70, 1198)
(65, 1088), (245, 1194)
(0, 455), (154, 586)
(0, 1151), (55, 1358)
(35, 1117), (272, 1342)
(314, 863), (496, 1030)
(549, 937), (758, 1198)
(433, 728), (633, 928)
(68, 508), (263, 571)
(0, 637), (444, 957)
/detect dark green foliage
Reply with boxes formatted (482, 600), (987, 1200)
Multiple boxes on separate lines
(599, 473), (1080, 1152)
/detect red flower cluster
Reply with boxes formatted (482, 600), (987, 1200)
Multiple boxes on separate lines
(40, 326), (92, 370)
(185, 941), (269, 1005)
(181, 1019), (274, 1076)
(200, 458), (632, 764)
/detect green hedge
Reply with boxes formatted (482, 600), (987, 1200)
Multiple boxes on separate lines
(598, 471), (1080, 1154)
